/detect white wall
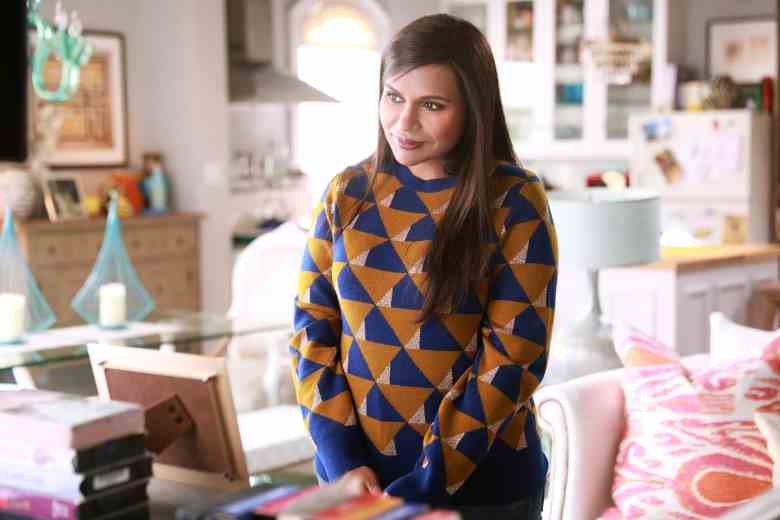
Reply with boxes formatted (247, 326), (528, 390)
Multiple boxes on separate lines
(42, 0), (234, 313)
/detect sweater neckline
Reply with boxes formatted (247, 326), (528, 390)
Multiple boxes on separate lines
(386, 161), (456, 193)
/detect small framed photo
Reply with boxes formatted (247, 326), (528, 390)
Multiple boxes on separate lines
(707, 16), (777, 82)
(29, 30), (129, 167)
(43, 176), (87, 221)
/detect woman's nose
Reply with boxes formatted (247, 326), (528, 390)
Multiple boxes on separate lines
(398, 104), (419, 132)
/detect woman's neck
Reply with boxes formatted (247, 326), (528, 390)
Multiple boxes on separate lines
(409, 160), (448, 180)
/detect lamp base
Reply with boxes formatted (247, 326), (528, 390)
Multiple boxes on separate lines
(545, 309), (622, 385)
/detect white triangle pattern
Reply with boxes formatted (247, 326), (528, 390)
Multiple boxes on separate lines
(446, 481), (465, 495)
(488, 420), (503, 434)
(405, 329), (421, 349)
(377, 365), (391, 384)
(533, 285), (548, 308)
(479, 366), (498, 385)
(359, 396), (368, 416)
(432, 201), (449, 214)
(444, 432), (464, 450)
(311, 385), (323, 410)
(410, 405), (426, 424)
(345, 411), (356, 426)
(495, 189), (511, 208)
(380, 193), (395, 207)
(381, 439), (397, 456)
(352, 249), (369, 266)
(437, 370), (453, 392)
(511, 243), (528, 265)
(355, 321), (366, 340)
(465, 334), (478, 354)
(377, 288), (393, 308)
(393, 227), (411, 242)
(409, 257), (425, 274)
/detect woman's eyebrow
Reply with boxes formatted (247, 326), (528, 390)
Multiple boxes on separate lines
(383, 84), (452, 102)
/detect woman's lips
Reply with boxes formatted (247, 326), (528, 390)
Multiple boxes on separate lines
(395, 135), (423, 150)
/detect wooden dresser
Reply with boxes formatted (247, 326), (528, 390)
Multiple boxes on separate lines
(15, 213), (203, 325)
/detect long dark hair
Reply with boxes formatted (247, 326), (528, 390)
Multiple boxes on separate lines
(364, 14), (517, 320)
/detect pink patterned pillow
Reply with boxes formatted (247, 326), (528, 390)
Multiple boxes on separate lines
(607, 323), (779, 519)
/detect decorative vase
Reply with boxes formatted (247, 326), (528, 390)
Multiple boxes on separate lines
(704, 75), (738, 110)
(0, 207), (56, 343)
(0, 169), (42, 220)
(70, 194), (155, 328)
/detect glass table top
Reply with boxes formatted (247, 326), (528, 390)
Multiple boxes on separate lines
(0, 309), (290, 371)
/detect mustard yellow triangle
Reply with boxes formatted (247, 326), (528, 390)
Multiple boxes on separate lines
(345, 373), (375, 412)
(390, 240), (429, 273)
(409, 423), (429, 438)
(498, 409), (528, 450)
(379, 384), (433, 422)
(342, 229), (389, 263)
(417, 191), (453, 215)
(492, 208), (511, 235)
(404, 350), (461, 388)
(350, 265), (405, 303)
(511, 264), (555, 302)
(359, 414), (406, 452)
(438, 409), (485, 439)
(378, 307), (423, 346)
(376, 205), (428, 239)
(357, 339), (401, 379)
(441, 443), (477, 487)
(488, 301), (529, 330)
(315, 391), (357, 426)
(297, 272), (320, 299)
(441, 314), (483, 347)
(492, 332), (544, 365)
(373, 173), (403, 203)
(339, 299), (374, 338)
(502, 221), (539, 262)
(520, 182), (548, 219)
(300, 342), (337, 366)
(520, 371), (541, 401)
(476, 380), (517, 425)
(298, 367), (325, 408)
(305, 238), (334, 273)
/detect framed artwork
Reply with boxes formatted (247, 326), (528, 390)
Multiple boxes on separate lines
(42, 175), (86, 221)
(707, 16), (777, 82)
(29, 30), (128, 167)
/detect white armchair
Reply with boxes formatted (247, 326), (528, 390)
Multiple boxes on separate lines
(535, 354), (708, 520)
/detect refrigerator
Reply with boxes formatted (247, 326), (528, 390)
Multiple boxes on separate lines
(628, 110), (772, 246)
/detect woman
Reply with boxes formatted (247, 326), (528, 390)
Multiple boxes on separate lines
(290, 13), (557, 518)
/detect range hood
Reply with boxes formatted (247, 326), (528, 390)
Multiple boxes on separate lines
(226, 0), (336, 104)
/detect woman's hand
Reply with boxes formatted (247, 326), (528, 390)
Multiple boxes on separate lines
(339, 465), (382, 496)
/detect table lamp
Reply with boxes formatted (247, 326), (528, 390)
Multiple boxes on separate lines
(546, 188), (661, 383)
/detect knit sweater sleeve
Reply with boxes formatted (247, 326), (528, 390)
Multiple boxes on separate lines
(290, 176), (370, 480)
(385, 174), (558, 502)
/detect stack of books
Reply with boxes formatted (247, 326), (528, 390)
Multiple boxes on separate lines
(0, 389), (151, 520)
(176, 480), (462, 520)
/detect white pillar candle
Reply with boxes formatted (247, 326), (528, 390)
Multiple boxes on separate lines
(99, 283), (126, 328)
(0, 292), (26, 343)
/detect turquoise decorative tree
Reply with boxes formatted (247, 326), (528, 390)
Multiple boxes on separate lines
(0, 207), (56, 344)
(71, 195), (155, 328)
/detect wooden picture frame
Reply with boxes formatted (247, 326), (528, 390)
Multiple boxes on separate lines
(706, 16), (777, 82)
(29, 30), (129, 167)
(88, 343), (249, 490)
(42, 175), (87, 221)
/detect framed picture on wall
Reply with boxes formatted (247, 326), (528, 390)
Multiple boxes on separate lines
(29, 30), (129, 167)
(707, 16), (777, 82)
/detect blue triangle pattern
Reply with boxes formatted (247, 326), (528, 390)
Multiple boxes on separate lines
(513, 306), (548, 346)
(341, 315), (353, 338)
(452, 352), (475, 381)
(489, 265), (529, 302)
(312, 210), (332, 241)
(365, 307), (403, 346)
(318, 372), (350, 401)
(367, 384), (404, 421)
(456, 427), (489, 463)
(504, 192), (539, 226)
(452, 290), (483, 314)
(304, 316), (338, 346)
(300, 246), (320, 273)
(526, 224), (556, 266)
(486, 329), (510, 359)
(365, 241), (407, 273)
(389, 349), (434, 388)
(491, 365), (524, 403)
(424, 391), (444, 422)
(294, 307), (315, 331)
(406, 215), (436, 241)
(353, 205), (388, 238)
(391, 275), (424, 310)
(528, 349), (548, 380)
(337, 266), (374, 303)
(309, 275), (338, 308)
(297, 357), (326, 381)
(346, 339), (374, 380)
(332, 235), (348, 262)
(344, 173), (372, 201)
(390, 187), (428, 213)
(454, 377), (486, 423)
(420, 317), (462, 351)
(547, 272), (558, 308)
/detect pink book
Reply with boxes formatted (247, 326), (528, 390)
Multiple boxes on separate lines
(0, 389), (145, 450)
(412, 510), (462, 519)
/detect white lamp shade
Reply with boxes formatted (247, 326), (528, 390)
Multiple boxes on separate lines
(548, 188), (661, 269)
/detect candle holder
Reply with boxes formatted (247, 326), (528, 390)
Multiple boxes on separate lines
(71, 194), (154, 329)
(0, 208), (56, 344)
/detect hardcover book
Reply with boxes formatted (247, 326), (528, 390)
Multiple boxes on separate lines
(0, 390), (144, 450)
(0, 433), (147, 473)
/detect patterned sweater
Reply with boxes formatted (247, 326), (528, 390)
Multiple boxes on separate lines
(290, 159), (558, 506)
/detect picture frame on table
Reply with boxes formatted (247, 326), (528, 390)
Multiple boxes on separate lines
(42, 175), (87, 221)
(706, 16), (777, 82)
(29, 30), (129, 168)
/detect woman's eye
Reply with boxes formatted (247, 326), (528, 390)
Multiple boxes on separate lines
(423, 101), (444, 111)
(386, 92), (402, 103)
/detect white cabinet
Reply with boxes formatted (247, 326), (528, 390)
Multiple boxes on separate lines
(441, 0), (671, 160)
(600, 251), (780, 356)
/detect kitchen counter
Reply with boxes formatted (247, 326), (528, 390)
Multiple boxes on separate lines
(640, 244), (780, 272)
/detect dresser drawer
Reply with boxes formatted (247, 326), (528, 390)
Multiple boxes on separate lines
(124, 225), (198, 261)
(27, 231), (102, 267)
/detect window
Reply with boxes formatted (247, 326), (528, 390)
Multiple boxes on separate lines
(290, 1), (389, 203)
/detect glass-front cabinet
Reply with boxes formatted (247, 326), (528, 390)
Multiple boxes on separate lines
(441, 0), (669, 160)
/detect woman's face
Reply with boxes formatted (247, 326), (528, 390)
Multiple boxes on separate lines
(379, 64), (466, 180)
